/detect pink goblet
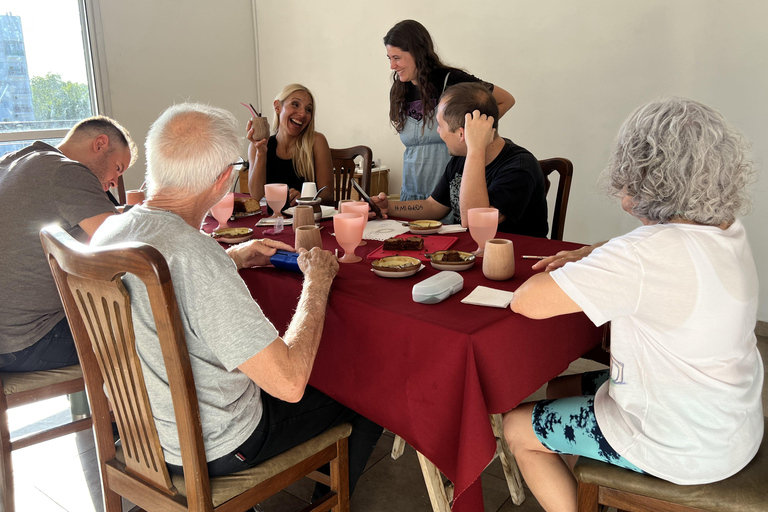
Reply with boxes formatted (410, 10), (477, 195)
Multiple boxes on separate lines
(340, 201), (369, 246)
(333, 213), (365, 263)
(264, 183), (288, 219)
(467, 207), (499, 256)
(210, 192), (234, 229)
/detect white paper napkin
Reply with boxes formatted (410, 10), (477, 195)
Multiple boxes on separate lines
(283, 205), (337, 218)
(256, 217), (293, 226)
(363, 219), (410, 241)
(461, 286), (515, 308)
(437, 224), (468, 234)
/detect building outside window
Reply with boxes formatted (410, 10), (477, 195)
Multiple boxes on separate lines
(0, 0), (102, 157)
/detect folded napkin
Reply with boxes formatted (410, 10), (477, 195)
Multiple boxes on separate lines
(461, 286), (515, 308)
(256, 217), (293, 226)
(363, 219), (410, 241)
(437, 224), (468, 234)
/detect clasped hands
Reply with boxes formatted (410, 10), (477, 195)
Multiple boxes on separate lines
(226, 239), (338, 279)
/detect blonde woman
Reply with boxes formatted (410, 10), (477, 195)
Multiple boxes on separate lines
(247, 84), (334, 208)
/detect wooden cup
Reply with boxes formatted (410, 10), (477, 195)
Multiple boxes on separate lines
(482, 239), (515, 281)
(252, 116), (270, 141)
(295, 225), (323, 251)
(126, 190), (145, 205)
(293, 205), (315, 230)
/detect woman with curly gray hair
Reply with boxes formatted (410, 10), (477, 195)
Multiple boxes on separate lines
(500, 97), (762, 512)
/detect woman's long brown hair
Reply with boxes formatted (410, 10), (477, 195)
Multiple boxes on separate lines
(384, 20), (461, 133)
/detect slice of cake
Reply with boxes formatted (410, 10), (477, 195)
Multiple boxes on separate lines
(383, 236), (424, 252)
(233, 197), (260, 213)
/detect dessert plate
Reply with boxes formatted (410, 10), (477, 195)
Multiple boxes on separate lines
(212, 227), (253, 244)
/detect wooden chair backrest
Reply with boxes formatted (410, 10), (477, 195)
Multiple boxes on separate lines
(538, 158), (573, 241)
(330, 146), (373, 204)
(40, 225), (214, 510)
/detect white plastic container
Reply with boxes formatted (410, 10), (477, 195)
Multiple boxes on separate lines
(412, 271), (464, 304)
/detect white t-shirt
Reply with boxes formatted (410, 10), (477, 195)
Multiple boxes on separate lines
(551, 220), (763, 484)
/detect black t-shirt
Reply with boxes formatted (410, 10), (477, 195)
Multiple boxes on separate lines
(266, 135), (305, 191)
(431, 138), (549, 237)
(405, 69), (493, 122)
(266, 135), (304, 212)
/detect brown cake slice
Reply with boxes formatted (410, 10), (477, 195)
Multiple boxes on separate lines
(383, 236), (424, 251)
(233, 197), (260, 213)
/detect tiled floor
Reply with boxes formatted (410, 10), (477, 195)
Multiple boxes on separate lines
(7, 334), (767, 511)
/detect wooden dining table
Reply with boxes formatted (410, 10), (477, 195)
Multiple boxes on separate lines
(203, 204), (603, 512)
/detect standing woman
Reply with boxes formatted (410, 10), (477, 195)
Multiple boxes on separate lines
(247, 83), (334, 207)
(384, 19), (515, 204)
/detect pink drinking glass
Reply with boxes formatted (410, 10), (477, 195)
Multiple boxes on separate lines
(340, 201), (369, 246)
(264, 183), (288, 219)
(333, 213), (365, 263)
(467, 207), (499, 256)
(210, 192), (234, 229)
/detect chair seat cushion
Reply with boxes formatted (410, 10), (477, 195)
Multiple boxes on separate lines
(574, 418), (768, 512)
(117, 422), (352, 507)
(1, 365), (84, 395)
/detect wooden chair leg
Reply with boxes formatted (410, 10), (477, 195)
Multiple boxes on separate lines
(330, 437), (349, 512)
(577, 481), (600, 512)
(0, 390), (15, 512)
(391, 434), (406, 460)
(490, 413), (525, 505)
(416, 451), (451, 512)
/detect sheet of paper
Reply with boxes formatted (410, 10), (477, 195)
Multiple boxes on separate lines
(461, 286), (515, 308)
(363, 219), (410, 241)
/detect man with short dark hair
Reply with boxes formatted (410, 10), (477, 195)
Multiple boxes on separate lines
(373, 82), (548, 236)
(0, 116), (137, 371)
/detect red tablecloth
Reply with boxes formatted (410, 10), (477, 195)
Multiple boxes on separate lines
(203, 208), (603, 511)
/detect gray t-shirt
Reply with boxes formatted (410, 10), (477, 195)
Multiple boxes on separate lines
(91, 207), (279, 464)
(0, 141), (116, 353)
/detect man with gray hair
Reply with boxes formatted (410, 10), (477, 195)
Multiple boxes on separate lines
(0, 116), (137, 371)
(91, 103), (381, 499)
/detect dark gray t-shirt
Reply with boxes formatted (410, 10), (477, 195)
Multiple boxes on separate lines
(0, 141), (116, 353)
(91, 207), (279, 464)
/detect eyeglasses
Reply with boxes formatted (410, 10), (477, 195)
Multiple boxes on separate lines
(227, 160), (249, 170)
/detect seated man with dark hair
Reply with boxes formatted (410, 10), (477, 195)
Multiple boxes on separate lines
(373, 82), (548, 236)
(0, 116), (137, 371)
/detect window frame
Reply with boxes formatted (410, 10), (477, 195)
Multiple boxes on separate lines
(0, 0), (111, 144)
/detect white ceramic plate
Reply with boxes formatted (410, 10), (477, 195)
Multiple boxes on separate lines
(428, 250), (476, 272)
(284, 205), (338, 219)
(212, 227), (253, 244)
(431, 260), (474, 271)
(372, 264), (425, 279)
(408, 220), (442, 235)
(232, 210), (261, 219)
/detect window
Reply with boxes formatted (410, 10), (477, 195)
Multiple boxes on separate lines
(0, 0), (104, 157)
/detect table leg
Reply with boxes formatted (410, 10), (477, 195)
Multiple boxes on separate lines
(490, 413), (526, 505)
(391, 434), (406, 460)
(416, 451), (452, 512)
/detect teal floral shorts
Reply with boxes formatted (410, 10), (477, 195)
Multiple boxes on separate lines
(531, 370), (644, 472)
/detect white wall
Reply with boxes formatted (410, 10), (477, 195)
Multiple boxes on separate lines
(98, 0), (768, 321)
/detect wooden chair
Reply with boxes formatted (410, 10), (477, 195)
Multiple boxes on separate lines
(331, 146), (372, 204)
(40, 224), (351, 512)
(116, 175), (126, 204)
(539, 158), (573, 241)
(575, 417), (768, 511)
(0, 365), (92, 512)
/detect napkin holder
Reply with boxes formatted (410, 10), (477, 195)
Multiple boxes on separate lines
(412, 271), (464, 304)
(269, 250), (302, 273)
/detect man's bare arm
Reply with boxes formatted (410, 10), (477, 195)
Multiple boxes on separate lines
(238, 248), (338, 402)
